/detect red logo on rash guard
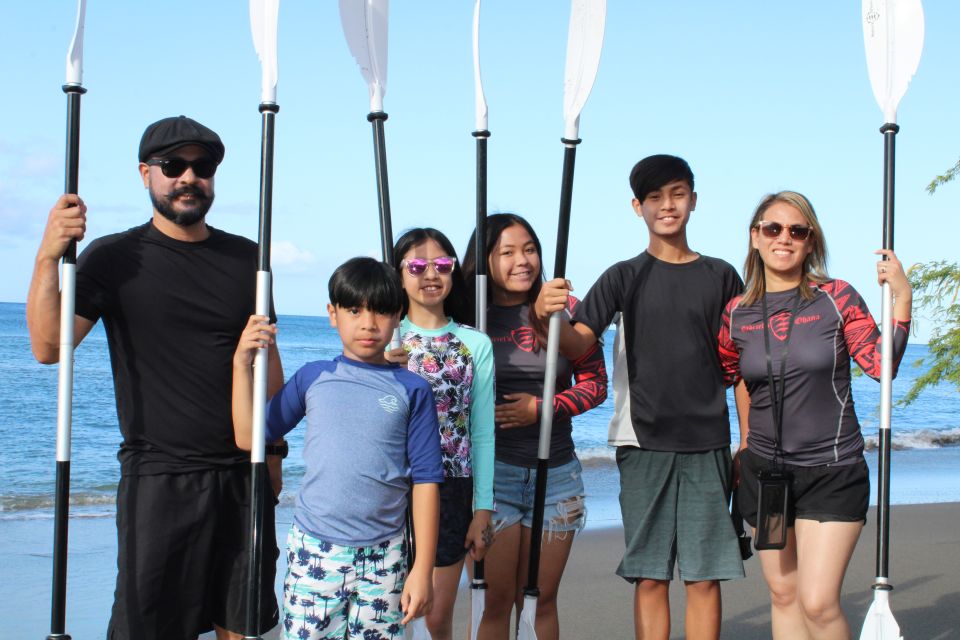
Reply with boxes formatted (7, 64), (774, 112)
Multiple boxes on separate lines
(512, 327), (537, 352)
(769, 311), (792, 341)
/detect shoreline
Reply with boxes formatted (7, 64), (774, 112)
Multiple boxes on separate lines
(3, 502), (958, 638)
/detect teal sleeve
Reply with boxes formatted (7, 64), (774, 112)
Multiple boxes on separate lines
(457, 326), (496, 511)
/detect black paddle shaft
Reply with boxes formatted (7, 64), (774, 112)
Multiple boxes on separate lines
(875, 123), (898, 583)
(473, 130), (490, 281)
(524, 137), (581, 599)
(367, 112), (394, 264)
(243, 102), (279, 640)
(48, 82), (85, 640)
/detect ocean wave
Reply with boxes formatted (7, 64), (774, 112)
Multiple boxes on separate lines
(0, 492), (115, 514)
(863, 427), (960, 451)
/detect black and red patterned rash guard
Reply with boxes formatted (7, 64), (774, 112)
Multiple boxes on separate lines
(486, 297), (608, 468)
(718, 280), (910, 466)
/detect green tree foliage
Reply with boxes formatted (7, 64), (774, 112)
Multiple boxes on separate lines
(901, 261), (960, 405)
(926, 158), (960, 194)
(899, 161), (960, 404)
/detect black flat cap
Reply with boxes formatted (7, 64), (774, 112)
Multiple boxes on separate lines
(138, 115), (225, 164)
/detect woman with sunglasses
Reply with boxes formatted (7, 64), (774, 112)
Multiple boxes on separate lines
(462, 213), (607, 640)
(718, 191), (912, 639)
(391, 228), (496, 640)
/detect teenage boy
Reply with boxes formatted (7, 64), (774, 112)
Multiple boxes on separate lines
(536, 155), (747, 640)
(233, 256), (443, 640)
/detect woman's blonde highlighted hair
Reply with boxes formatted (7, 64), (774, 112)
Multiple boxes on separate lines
(741, 191), (829, 306)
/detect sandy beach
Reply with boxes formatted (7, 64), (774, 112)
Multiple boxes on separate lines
(3, 502), (958, 638)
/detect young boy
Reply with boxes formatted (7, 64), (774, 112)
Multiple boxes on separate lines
(233, 256), (443, 640)
(536, 155), (747, 640)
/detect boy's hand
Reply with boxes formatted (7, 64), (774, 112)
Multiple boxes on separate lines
(234, 315), (277, 368)
(495, 393), (538, 428)
(400, 565), (433, 625)
(534, 278), (572, 321)
(465, 509), (494, 561)
(384, 346), (409, 367)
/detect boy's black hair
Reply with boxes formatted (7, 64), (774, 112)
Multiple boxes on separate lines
(628, 154), (695, 202)
(392, 227), (470, 325)
(328, 256), (404, 315)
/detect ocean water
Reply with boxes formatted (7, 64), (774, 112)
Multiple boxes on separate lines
(2, 301), (959, 525)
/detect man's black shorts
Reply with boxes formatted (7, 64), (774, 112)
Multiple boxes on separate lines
(737, 448), (869, 527)
(108, 465), (279, 639)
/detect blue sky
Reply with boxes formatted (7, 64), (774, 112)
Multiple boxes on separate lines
(2, 2), (957, 343)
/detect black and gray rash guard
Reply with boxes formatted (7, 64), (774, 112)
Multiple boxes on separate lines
(719, 280), (910, 466)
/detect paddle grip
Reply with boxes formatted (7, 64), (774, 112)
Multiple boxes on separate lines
(62, 85), (85, 265)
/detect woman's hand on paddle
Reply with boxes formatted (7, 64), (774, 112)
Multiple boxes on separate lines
(535, 278), (573, 321)
(496, 393), (538, 429)
(875, 250), (912, 298)
(465, 509), (495, 561)
(234, 315), (277, 368)
(400, 565), (433, 624)
(39, 194), (87, 262)
(383, 346), (409, 367)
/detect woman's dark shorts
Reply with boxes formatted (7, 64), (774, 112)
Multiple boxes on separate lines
(436, 477), (474, 567)
(737, 448), (870, 527)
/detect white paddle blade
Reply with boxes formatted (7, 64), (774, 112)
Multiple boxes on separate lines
(339, 0), (389, 112)
(249, 0), (280, 104)
(859, 589), (902, 640)
(517, 594), (538, 640)
(470, 586), (486, 639)
(472, 0), (488, 131)
(862, 0), (924, 124)
(65, 0), (87, 85)
(405, 616), (432, 640)
(562, 0), (607, 140)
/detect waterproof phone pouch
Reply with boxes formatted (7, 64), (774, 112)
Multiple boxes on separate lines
(755, 469), (791, 550)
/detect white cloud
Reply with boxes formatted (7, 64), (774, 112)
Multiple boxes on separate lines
(271, 240), (316, 273)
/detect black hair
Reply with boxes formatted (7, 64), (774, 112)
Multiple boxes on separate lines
(392, 228), (470, 325)
(328, 256), (404, 315)
(628, 154), (695, 202)
(462, 212), (549, 348)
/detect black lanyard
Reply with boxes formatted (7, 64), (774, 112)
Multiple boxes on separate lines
(761, 290), (801, 466)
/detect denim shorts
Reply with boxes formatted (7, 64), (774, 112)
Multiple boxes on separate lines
(492, 457), (586, 536)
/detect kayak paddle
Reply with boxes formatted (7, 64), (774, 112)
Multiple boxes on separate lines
(471, 1), (490, 637)
(49, 2), (87, 638)
(518, 2), (606, 638)
(859, 2), (924, 639)
(245, 1), (280, 637)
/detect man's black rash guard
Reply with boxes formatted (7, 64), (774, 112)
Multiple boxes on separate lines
(719, 280), (910, 466)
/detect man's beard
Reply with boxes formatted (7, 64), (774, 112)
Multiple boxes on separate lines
(150, 185), (214, 227)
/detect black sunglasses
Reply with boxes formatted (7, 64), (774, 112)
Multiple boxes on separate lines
(146, 156), (218, 179)
(755, 220), (813, 241)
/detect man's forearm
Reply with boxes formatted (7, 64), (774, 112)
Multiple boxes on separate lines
(26, 255), (64, 363)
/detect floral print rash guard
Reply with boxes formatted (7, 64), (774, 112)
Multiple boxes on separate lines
(400, 317), (496, 511)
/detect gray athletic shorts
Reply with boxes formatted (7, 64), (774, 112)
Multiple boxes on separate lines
(616, 446), (744, 582)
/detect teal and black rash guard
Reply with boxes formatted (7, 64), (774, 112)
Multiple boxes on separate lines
(719, 280), (910, 466)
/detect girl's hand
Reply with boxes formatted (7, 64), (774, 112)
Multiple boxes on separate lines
(464, 509), (495, 561)
(384, 346), (409, 367)
(875, 249), (912, 301)
(234, 315), (277, 368)
(495, 393), (538, 428)
(534, 278), (572, 321)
